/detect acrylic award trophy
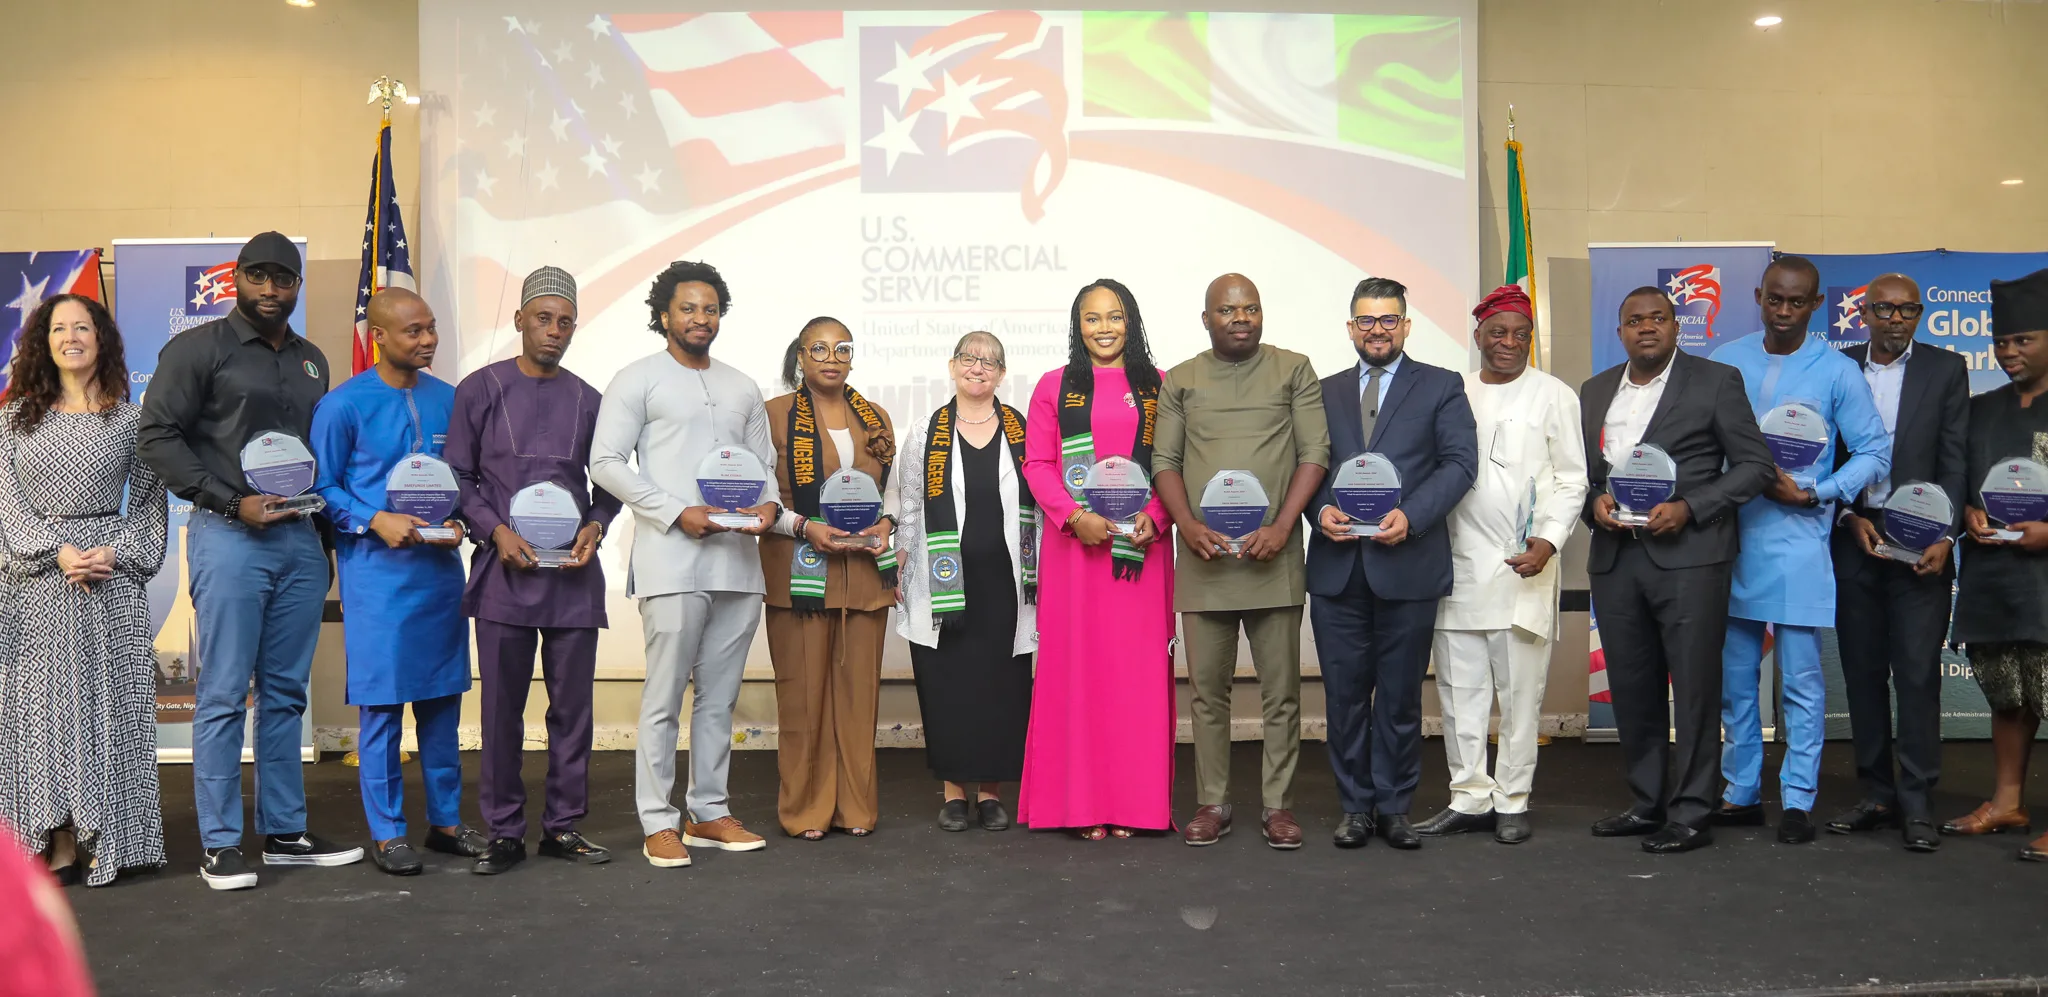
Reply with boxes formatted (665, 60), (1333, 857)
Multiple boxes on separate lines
(819, 469), (884, 548)
(1198, 469), (1270, 555)
(1331, 453), (1401, 537)
(1081, 456), (1152, 536)
(1608, 444), (1678, 528)
(1875, 482), (1954, 563)
(1759, 401), (1830, 487)
(1979, 457), (2048, 543)
(509, 481), (581, 568)
(1510, 476), (1538, 556)
(695, 447), (771, 530)
(240, 431), (326, 515)
(386, 454), (460, 542)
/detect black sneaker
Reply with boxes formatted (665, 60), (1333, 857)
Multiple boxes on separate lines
(201, 847), (258, 891)
(263, 832), (365, 867)
(537, 830), (612, 865)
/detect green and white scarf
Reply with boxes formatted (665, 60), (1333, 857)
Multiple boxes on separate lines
(1057, 367), (1157, 581)
(923, 400), (1036, 630)
(786, 383), (896, 613)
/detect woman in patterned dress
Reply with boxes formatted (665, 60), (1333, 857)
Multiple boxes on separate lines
(0, 294), (168, 886)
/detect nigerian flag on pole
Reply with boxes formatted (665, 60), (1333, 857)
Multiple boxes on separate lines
(1504, 135), (1540, 366)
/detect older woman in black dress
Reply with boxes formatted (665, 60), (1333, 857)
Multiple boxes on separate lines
(894, 331), (1037, 831)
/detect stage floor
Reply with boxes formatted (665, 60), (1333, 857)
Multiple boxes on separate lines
(68, 740), (2048, 997)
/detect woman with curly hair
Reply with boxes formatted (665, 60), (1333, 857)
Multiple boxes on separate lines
(0, 294), (169, 886)
(758, 316), (899, 839)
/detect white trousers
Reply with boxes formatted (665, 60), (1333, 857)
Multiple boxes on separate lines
(1429, 628), (1551, 815)
(635, 591), (763, 835)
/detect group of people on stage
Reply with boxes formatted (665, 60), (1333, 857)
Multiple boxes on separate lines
(3, 231), (2047, 892)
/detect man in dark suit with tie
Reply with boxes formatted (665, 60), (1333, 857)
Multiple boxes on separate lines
(1581, 286), (1776, 853)
(1307, 276), (1477, 850)
(1825, 273), (1969, 851)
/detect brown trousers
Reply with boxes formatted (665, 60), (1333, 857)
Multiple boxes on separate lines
(764, 606), (887, 835)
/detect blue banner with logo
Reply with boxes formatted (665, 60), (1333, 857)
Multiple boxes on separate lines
(1807, 250), (2048, 740)
(112, 238), (316, 761)
(1589, 243), (1776, 373)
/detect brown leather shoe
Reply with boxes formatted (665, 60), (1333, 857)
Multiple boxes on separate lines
(1262, 809), (1303, 850)
(1940, 802), (2032, 836)
(1183, 804), (1232, 846)
(641, 829), (691, 868)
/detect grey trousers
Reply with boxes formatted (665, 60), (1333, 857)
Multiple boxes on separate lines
(636, 590), (762, 835)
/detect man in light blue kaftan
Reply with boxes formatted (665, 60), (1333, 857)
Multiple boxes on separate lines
(310, 289), (486, 875)
(1708, 256), (1890, 844)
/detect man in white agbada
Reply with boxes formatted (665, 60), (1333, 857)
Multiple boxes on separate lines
(1417, 284), (1588, 844)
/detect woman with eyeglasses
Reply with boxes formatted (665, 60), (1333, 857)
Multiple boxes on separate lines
(1016, 279), (1176, 840)
(893, 332), (1037, 831)
(759, 317), (899, 839)
(0, 295), (169, 887)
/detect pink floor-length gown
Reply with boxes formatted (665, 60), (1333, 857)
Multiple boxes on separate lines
(1015, 365), (1177, 831)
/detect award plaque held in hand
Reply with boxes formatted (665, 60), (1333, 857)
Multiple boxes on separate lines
(1082, 456), (1152, 536)
(820, 469), (884, 548)
(1331, 453), (1401, 536)
(510, 481), (581, 568)
(1760, 402), (1830, 487)
(1979, 457), (2048, 543)
(1608, 444), (1678, 528)
(695, 447), (771, 530)
(386, 454), (461, 542)
(1875, 482), (1954, 563)
(241, 431), (327, 515)
(1199, 470), (1270, 555)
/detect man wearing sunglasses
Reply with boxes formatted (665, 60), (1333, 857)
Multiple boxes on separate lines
(1826, 273), (1969, 851)
(140, 232), (365, 889)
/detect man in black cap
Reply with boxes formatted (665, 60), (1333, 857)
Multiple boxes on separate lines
(139, 231), (365, 890)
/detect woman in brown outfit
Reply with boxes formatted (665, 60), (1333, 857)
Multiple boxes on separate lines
(760, 317), (898, 839)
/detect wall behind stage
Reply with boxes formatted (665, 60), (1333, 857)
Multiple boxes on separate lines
(3, 0), (2044, 740)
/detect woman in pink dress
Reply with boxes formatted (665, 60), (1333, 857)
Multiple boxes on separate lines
(1016, 279), (1177, 839)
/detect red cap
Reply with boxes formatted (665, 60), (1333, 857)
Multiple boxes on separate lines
(1472, 284), (1533, 323)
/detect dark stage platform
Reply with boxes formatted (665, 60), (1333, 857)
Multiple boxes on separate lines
(68, 741), (2048, 997)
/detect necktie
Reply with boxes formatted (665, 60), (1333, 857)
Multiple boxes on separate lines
(1360, 366), (1385, 446)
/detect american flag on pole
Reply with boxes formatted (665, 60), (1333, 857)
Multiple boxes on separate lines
(353, 117), (416, 374)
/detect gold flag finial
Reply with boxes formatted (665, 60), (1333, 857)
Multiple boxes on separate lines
(1507, 103), (1516, 142)
(366, 76), (411, 118)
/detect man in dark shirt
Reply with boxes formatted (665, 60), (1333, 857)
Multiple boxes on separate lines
(138, 231), (365, 890)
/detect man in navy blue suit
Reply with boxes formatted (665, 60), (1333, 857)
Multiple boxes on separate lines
(1307, 276), (1478, 850)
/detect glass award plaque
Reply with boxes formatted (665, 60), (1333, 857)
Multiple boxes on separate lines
(820, 469), (884, 548)
(1198, 469), (1270, 555)
(240, 431), (326, 515)
(1082, 456), (1152, 536)
(1609, 444), (1678, 528)
(510, 481), (581, 568)
(1760, 401), (1829, 485)
(695, 447), (771, 530)
(1980, 457), (2048, 543)
(1876, 482), (1954, 563)
(386, 453), (460, 542)
(1331, 453), (1402, 537)
(1510, 476), (1538, 556)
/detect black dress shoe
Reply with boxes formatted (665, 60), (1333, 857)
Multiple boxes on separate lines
(1825, 801), (1900, 835)
(538, 830), (611, 864)
(1642, 823), (1713, 854)
(473, 838), (526, 875)
(50, 863), (81, 887)
(1414, 807), (1496, 837)
(976, 799), (1012, 831)
(1710, 801), (1766, 827)
(1332, 813), (1374, 849)
(1494, 813), (1532, 844)
(1778, 808), (1816, 844)
(937, 799), (970, 832)
(1378, 814), (1421, 850)
(425, 825), (490, 859)
(1591, 812), (1663, 837)
(372, 840), (423, 876)
(1903, 820), (1940, 853)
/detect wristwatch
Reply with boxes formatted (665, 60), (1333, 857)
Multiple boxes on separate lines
(1802, 488), (1821, 509)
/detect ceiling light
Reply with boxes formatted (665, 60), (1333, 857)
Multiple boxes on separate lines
(1754, 15), (1782, 26)
(286, 0), (316, 7)
(404, 95), (422, 105)
(2002, 178), (2025, 186)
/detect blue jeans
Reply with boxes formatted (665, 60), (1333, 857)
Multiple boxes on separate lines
(188, 510), (328, 849)
(1721, 619), (1825, 812)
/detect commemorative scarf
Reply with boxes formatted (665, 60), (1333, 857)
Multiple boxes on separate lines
(786, 383), (896, 613)
(1057, 366), (1157, 581)
(923, 400), (1037, 631)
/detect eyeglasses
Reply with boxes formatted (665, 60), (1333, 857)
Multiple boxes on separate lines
(805, 342), (854, 362)
(1351, 314), (1404, 332)
(952, 354), (1003, 372)
(239, 266), (301, 290)
(1866, 302), (1925, 320)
